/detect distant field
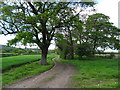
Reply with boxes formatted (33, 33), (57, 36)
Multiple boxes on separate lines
(1, 55), (41, 72)
(62, 57), (118, 88)
(0, 53), (19, 57)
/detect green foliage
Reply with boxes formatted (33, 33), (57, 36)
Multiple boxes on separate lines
(85, 13), (120, 50)
(55, 15), (84, 60)
(0, 45), (40, 56)
(1, 2), (119, 63)
(1, 55), (41, 72)
(2, 54), (55, 86)
(76, 42), (94, 59)
(11, 48), (25, 54)
(0, 2), (77, 48)
(62, 57), (118, 88)
(0, 2), (97, 63)
(0, 45), (15, 53)
(55, 34), (69, 59)
(8, 31), (35, 46)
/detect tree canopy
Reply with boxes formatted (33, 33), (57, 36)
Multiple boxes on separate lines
(0, 1), (96, 64)
(85, 13), (120, 51)
(0, 1), (119, 62)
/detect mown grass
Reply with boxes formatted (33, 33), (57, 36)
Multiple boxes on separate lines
(62, 57), (119, 88)
(1, 55), (41, 71)
(2, 54), (56, 86)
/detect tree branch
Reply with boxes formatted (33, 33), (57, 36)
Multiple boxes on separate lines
(27, 2), (38, 15)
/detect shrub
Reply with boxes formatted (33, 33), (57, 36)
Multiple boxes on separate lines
(76, 42), (94, 59)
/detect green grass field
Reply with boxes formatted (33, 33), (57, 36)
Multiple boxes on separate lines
(1, 55), (41, 71)
(62, 57), (119, 88)
(2, 54), (56, 86)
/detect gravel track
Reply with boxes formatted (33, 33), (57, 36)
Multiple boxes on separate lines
(5, 57), (76, 88)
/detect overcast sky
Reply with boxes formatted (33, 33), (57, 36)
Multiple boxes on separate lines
(96, 0), (119, 27)
(0, 0), (119, 51)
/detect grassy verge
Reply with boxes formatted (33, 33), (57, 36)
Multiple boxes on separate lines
(1, 55), (41, 71)
(62, 57), (118, 88)
(2, 54), (56, 86)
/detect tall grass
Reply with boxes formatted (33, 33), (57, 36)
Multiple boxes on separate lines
(62, 57), (118, 88)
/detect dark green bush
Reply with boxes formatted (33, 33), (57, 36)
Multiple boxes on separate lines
(76, 42), (94, 59)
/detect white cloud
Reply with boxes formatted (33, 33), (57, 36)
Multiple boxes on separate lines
(96, 0), (119, 27)
(0, 34), (15, 45)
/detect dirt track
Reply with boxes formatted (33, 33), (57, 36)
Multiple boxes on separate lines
(6, 57), (75, 88)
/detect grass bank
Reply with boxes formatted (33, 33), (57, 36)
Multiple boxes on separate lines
(2, 54), (56, 86)
(62, 57), (118, 88)
(1, 55), (41, 72)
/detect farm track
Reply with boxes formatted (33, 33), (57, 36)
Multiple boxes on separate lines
(5, 57), (76, 88)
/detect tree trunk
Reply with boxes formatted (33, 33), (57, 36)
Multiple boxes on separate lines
(69, 45), (74, 59)
(68, 27), (74, 59)
(40, 47), (48, 65)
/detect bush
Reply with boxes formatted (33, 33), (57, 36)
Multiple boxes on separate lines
(76, 42), (94, 59)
